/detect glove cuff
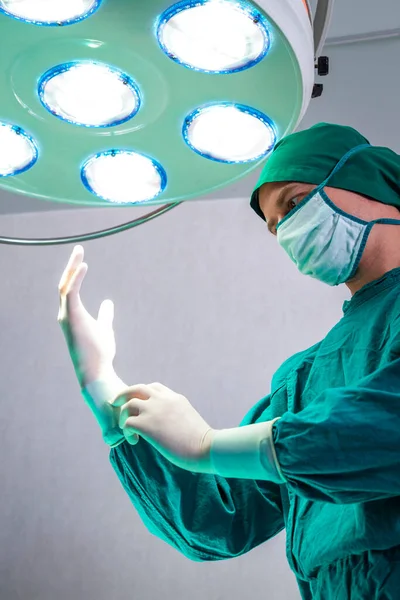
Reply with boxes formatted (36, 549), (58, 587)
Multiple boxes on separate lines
(210, 419), (286, 483)
(82, 373), (127, 448)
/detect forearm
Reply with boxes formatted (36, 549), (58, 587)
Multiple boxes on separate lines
(201, 420), (286, 484)
(81, 370), (128, 447)
(110, 437), (284, 561)
(205, 371), (400, 502)
(272, 385), (400, 503)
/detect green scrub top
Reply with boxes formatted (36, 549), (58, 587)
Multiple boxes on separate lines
(110, 267), (400, 600)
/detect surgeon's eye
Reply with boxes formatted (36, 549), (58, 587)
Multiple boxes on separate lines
(288, 197), (300, 212)
(287, 194), (308, 215)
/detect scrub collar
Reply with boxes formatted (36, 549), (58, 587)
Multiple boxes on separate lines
(342, 267), (400, 315)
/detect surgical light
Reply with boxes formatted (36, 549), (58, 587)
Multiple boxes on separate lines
(38, 62), (141, 128)
(81, 151), (167, 204)
(157, 0), (270, 73)
(0, 122), (38, 177)
(0, 0), (101, 26)
(0, 0), (334, 245)
(183, 103), (276, 163)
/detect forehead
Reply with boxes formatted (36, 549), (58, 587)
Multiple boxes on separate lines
(258, 181), (294, 213)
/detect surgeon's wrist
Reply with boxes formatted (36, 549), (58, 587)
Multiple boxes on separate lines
(82, 370), (127, 400)
(81, 370), (128, 448)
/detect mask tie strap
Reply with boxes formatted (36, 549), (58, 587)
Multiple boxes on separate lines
(318, 144), (371, 190)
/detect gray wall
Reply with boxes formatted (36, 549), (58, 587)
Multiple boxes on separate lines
(0, 185), (349, 600)
(1, 23), (400, 600)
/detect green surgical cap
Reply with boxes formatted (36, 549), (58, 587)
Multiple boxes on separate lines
(250, 122), (400, 221)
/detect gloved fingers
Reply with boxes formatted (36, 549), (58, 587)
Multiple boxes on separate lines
(58, 262), (88, 321)
(66, 261), (88, 298)
(122, 416), (143, 445)
(58, 245), (84, 296)
(97, 299), (114, 328)
(111, 384), (152, 408)
(149, 382), (171, 393)
(118, 398), (148, 429)
(125, 432), (140, 446)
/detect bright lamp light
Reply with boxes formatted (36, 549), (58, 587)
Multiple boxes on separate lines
(0, 122), (38, 177)
(0, 0), (325, 243)
(183, 103), (276, 163)
(157, 0), (270, 73)
(38, 61), (141, 128)
(81, 150), (167, 204)
(0, 0), (101, 25)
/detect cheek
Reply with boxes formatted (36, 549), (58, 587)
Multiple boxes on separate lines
(325, 188), (373, 220)
(362, 224), (385, 253)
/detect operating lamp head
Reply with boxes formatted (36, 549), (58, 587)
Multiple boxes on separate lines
(0, 0), (318, 204)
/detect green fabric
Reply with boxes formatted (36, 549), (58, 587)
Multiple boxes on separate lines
(110, 267), (400, 599)
(110, 415), (284, 561)
(250, 122), (400, 221)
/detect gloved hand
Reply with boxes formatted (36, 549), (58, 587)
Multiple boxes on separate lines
(58, 245), (128, 447)
(112, 383), (215, 470)
(112, 382), (285, 482)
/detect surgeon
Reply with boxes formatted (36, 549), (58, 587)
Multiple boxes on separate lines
(58, 123), (400, 600)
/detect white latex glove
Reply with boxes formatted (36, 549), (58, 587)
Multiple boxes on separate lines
(112, 382), (286, 482)
(58, 245), (128, 446)
(112, 383), (215, 471)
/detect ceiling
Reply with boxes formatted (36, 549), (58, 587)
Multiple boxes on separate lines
(0, 0), (399, 218)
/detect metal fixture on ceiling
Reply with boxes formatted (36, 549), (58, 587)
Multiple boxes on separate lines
(0, 0), (334, 245)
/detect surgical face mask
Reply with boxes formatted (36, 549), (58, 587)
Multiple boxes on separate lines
(276, 188), (374, 286)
